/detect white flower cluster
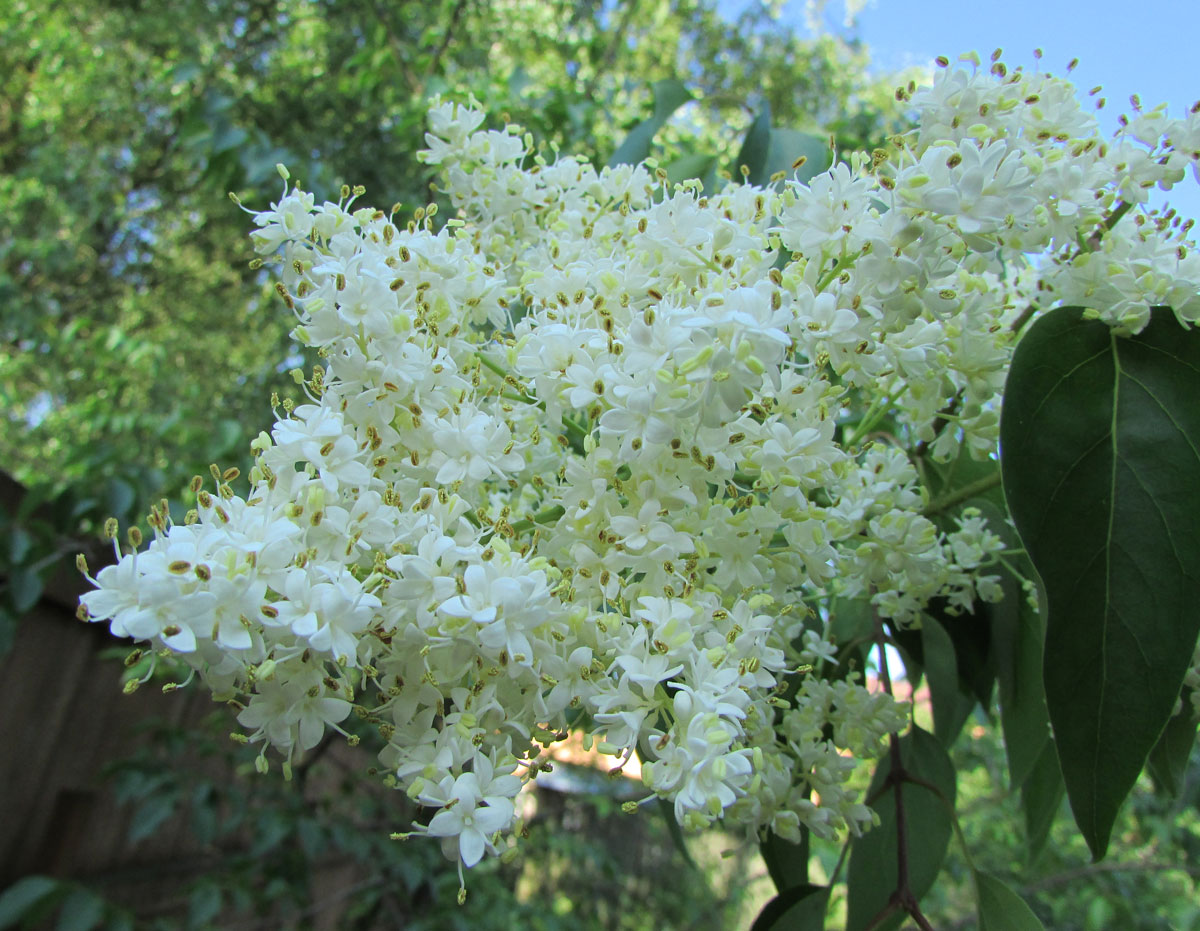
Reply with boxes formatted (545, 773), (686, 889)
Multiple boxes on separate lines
(81, 56), (1199, 872)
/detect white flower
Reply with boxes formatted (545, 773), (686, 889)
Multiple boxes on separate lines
(421, 755), (520, 868)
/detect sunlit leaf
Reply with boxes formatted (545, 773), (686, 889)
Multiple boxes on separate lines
(733, 104), (772, 185)
(608, 79), (693, 167)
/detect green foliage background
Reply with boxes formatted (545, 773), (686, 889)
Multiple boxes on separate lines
(2, 1), (1198, 928)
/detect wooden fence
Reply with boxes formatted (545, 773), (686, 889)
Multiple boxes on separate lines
(0, 471), (378, 926)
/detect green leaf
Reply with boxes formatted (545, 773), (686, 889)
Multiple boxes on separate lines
(974, 870), (1045, 930)
(187, 882), (222, 928)
(827, 598), (875, 685)
(733, 104), (771, 186)
(104, 478), (136, 520)
(763, 128), (830, 185)
(729, 114), (829, 188)
(939, 601), (997, 711)
(750, 884), (829, 931)
(1146, 687), (1199, 798)
(8, 526), (31, 564)
(1000, 305), (1200, 859)
(0, 876), (61, 929)
(8, 566), (43, 613)
(846, 727), (957, 931)
(211, 420), (243, 459)
(55, 887), (105, 931)
(760, 827), (808, 893)
(920, 614), (973, 746)
(656, 797), (699, 870)
(664, 152), (717, 191)
(0, 605), (15, 656)
(607, 79), (693, 167)
(128, 790), (179, 844)
(990, 565), (1050, 789)
(1021, 740), (1064, 861)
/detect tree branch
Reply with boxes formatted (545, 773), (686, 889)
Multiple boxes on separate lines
(425, 0), (470, 83)
(861, 614), (937, 931)
(922, 471), (1002, 517)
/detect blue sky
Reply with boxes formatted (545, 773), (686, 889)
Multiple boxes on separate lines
(785, 0), (1200, 224)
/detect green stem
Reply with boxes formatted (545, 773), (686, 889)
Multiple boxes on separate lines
(690, 246), (723, 274)
(923, 471), (1002, 516)
(816, 250), (860, 292)
(508, 505), (566, 535)
(846, 385), (904, 448)
(476, 352), (510, 380)
(477, 352), (540, 405)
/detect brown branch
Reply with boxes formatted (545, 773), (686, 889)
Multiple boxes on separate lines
(861, 614), (937, 931)
(1025, 858), (1200, 892)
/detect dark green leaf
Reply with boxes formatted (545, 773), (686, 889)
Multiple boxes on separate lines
(211, 420), (243, 459)
(846, 727), (957, 931)
(665, 152), (718, 191)
(187, 882), (222, 928)
(656, 797), (699, 870)
(888, 622), (924, 690)
(1021, 740), (1064, 861)
(1146, 686), (1199, 798)
(750, 884), (829, 931)
(733, 104), (771, 186)
(8, 526), (31, 564)
(1000, 305), (1200, 859)
(764, 128), (830, 185)
(829, 598), (874, 647)
(129, 790), (179, 844)
(190, 783), (218, 845)
(760, 827), (808, 893)
(0, 606), (15, 656)
(250, 808), (292, 856)
(990, 565), (1050, 789)
(828, 599), (873, 684)
(936, 600), (997, 710)
(9, 566), (43, 613)
(608, 79), (693, 167)
(104, 478), (135, 520)
(55, 887), (105, 931)
(974, 870), (1045, 930)
(0, 876), (61, 929)
(920, 614), (973, 746)
(210, 122), (249, 154)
